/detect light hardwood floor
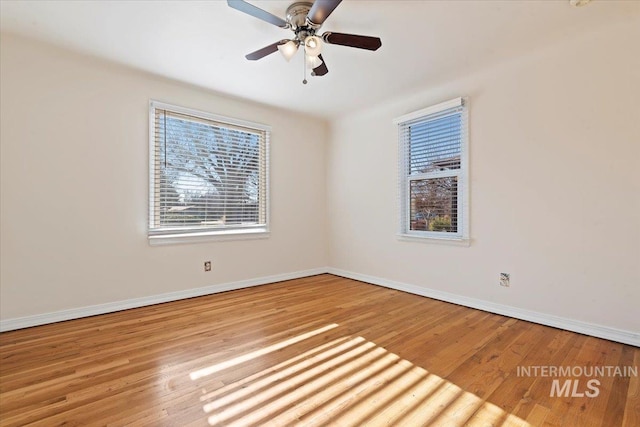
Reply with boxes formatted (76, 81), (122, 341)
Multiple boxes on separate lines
(0, 274), (638, 426)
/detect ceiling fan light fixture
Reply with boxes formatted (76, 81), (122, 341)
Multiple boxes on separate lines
(304, 35), (323, 56)
(277, 40), (299, 61)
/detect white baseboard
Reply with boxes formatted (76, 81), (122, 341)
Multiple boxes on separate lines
(327, 267), (640, 347)
(0, 268), (327, 332)
(3, 267), (638, 347)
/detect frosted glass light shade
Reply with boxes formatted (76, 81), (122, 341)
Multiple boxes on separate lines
(306, 55), (323, 69)
(277, 40), (299, 61)
(304, 36), (322, 56)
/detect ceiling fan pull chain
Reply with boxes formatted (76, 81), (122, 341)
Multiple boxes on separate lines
(303, 52), (308, 85)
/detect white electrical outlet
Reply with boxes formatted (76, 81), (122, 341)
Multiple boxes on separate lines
(500, 273), (510, 287)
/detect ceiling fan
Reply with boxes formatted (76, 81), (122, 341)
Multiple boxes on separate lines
(227, 0), (382, 83)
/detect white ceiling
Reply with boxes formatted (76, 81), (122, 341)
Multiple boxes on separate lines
(1, 0), (638, 120)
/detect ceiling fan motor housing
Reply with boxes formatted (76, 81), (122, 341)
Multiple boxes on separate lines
(286, 2), (314, 29)
(286, 2), (319, 42)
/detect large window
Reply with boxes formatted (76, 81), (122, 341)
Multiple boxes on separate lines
(395, 97), (468, 241)
(149, 101), (269, 243)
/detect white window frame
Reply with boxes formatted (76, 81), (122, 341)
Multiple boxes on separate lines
(394, 97), (469, 244)
(148, 100), (270, 245)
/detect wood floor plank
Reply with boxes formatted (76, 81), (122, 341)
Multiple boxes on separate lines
(622, 350), (640, 426)
(0, 274), (637, 426)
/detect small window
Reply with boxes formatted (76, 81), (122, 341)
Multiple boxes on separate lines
(395, 97), (469, 241)
(149, 101), (269, 244)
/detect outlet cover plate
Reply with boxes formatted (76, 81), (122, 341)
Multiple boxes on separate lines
(500, 273), (510, 287)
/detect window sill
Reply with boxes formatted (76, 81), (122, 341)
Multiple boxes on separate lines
(397, 233), (470, 247)
(149, 228), (270, 246)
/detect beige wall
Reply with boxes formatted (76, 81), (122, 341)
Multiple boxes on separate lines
(326, 19), (640, 333)
(2, 18), (639, 336)
(0, 34), (328, 319)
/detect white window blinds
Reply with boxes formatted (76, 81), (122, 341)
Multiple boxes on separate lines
(149, 101), (269, 242)
(395, 97), (468, 240)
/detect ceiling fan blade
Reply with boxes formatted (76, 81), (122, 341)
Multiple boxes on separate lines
(312, 54), (329, 76)
(307, 0), (342, 26)
(322, 32), (382, 51)
(245, 40), (287, 60)
(227, 0), (288, 28)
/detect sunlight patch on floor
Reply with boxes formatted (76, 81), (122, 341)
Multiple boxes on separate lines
(189, 323), (338, 381)
(189, 325), (531, 426)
